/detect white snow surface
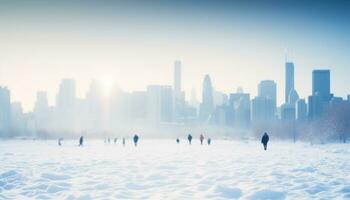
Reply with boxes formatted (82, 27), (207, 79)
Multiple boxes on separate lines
(0, 139), (350, 200)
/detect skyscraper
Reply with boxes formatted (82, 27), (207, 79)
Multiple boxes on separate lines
(312, 70), (331, 101)
(296, 99), (307, 121)
(55, 79), (77, 131)
(56, 79), (77, 110)
(147, 85), (173, 123)
(173, 60), (183, 121)
(285, 62), (294, 103)
(0, 87), (11, 136)
(229, 90), (250, 128)
(34, 91), (50, 131)
(258, 80), (277, 111)
(199, 74), (214, 122)
(308, 69), (333, 120)
(251, 96), (275, 124)
(174, 60), (181, 97)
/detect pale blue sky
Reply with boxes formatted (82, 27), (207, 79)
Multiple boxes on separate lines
(0, 0), (349, 111)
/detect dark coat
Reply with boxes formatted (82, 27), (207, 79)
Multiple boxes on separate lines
(261, 134), (269, 144)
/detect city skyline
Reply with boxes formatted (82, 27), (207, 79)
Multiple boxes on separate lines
(0, 60), (346, 112)
(1, 0), (350, 111)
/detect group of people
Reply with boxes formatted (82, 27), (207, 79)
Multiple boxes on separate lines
(104, 137), (127, 146)
(60, 132), (270, 151)
(176, 134), (212, 145)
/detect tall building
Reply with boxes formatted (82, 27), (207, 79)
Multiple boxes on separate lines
(11, 102), (26, 136)
(288, 89), (299, 107)
(309, 69), (333, 120)
(174, 60), (181, 97)
(229, 90), (250, 128)
(312, 70), (331, 101)
(55, 79), (77, 131)
(296, 99), (307, 121)
(251, 96), (275, 124)
(147, 85), (173, 123)
(173, 60), (184, 121)
(34, 91), (50, 131)
(280, 103), (296, 121)
(56, 79), (76, 110)
(199, 74), (214, 122)
(258, 80), (277, 111)
(285, 62), (294, 103)
(0, 87), (11, 136)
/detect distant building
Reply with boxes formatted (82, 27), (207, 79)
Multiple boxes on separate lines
(34, 91), (51, 131)
(288, 89), (299, 107)
(285, 62), (294, 103)
(251, 96), (275, 124)
(11, 102), (26, 136)
(308, 70), (333, 120)
(258, 80), (277, 112)
(173, 60), (184, 121)
(55, 79), (77, 131)
(229, 90), (250, 128)
(147, 85), (173, 123)
(296, 99), (307, 122)
(199, 75), (214, 122)
(0, 87), (11, 137)
(280, 103), (296, 121)
(312, 70), (331, 100)
(56, 79), (76, 110)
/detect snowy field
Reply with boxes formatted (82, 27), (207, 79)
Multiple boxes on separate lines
(0, 139), (350, 200)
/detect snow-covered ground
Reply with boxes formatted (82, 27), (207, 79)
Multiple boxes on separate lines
(0, 139), (350, 200)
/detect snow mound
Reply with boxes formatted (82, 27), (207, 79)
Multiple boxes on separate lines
(248, 189), (286, 200)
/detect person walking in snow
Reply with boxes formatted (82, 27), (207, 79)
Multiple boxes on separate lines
(79, 136), (84, 146)
(261, 132), (269, 151)
(122, 137), (126, 146)
(114, 138), (117, 144)
(133, 134), (139, 146)
(58, 138), (63, 146)
(188, 134), (193, 144)
(200, 134), (204, 145)
(207, 138), (211, 145)
(176, 138), (180, 144)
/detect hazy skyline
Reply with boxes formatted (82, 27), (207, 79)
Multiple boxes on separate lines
(1, 0), (350, 111)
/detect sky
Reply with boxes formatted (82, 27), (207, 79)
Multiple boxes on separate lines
(0, 0), (350, 112)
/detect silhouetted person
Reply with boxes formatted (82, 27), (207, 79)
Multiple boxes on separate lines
(176, 138), (180, 144)
(114, 138), (117, 144)
(107, 138), (111, 143)
(79, 136), (84, 146)
(122, 137), (126, 146)
(188, 134), (192, 144)
(133, 134), (139, 146)
(207, 138), (211, 145)
(261, 132), (269, 151)
(58, 138), (63, 146)
(200, 134), (204, 145)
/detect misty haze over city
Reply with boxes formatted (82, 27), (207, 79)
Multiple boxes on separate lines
(2, 1), (350, 200)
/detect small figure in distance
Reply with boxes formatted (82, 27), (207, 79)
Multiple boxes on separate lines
(79, 136), (84, 146)
(133, 134), (139, 147)
(207, 138), (211, 145)
(58, 138), (63, 146)
(176, 138), (180, 144)
(188, 134), (193, 145)
(261, 132), (269, 151)
(108, 138), (111, 144)
(122, 137), (126, 147)
(114, 138), (117, 144)
(200, 134), (204, 145)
